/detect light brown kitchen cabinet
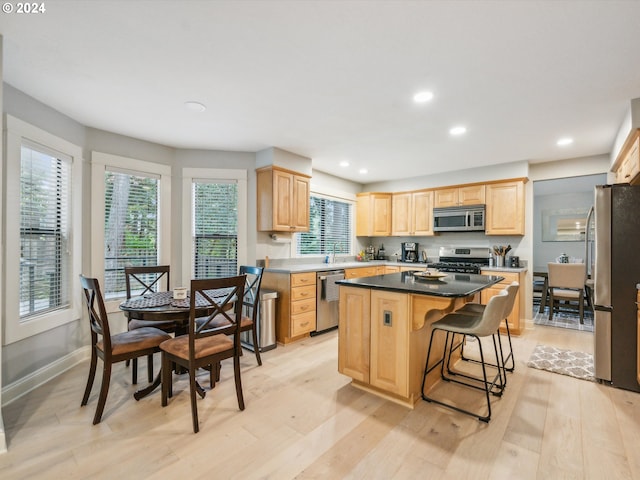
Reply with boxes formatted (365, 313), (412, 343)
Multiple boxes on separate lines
(256, 166), (310, 232)
(345, 266), (379, 279)
(434, 184), (485, 207)
(261, 271), (316, 344)
(480, 269), (525, 335)
(614, 129), (640, 185)
(338, 287), (409, 397)
(356, 192), (392, 237)
(392, 190), (434, 236)
(485, 180), (526, 235)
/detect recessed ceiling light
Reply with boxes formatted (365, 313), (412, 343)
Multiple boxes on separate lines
(339, 161), (350, 168)
(184, 101), (206, 112)
(557, 137), (573, 146)
(413, 91), (434, 103)
(359, 168), (368, 174)
(449, 126), (467, 136)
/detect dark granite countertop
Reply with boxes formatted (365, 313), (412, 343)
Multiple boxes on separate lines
(337, 271), (504, 297)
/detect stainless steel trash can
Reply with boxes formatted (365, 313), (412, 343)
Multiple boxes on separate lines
(241, 289), (277, 353)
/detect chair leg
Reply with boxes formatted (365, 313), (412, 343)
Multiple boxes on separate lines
(579, 294), (584, 324)
(422, 330), (501, 422)
(81, 348), (98, 406)
(189, 367), (199, 433)
(548, 293), (555, 320)
(251, 326), (262, 366)
(147, 354), (154, 383)
(93, 361), (112, 425)
(161, 353), (170, 407)
(233, 354), (245, 411)
(502, 320), (515, 372)
(132, 358), (138, 385)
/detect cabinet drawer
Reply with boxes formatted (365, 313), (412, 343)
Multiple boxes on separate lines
(481, 270), (519, 285)
(291, 297), (316, 315)
(345, 267), (378, 279)
(291, 284), (315, 301)
(291, 272), (316, 287)
(291, 311), (316, 336)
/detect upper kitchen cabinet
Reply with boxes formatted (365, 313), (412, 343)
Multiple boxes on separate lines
(356, 192), (392, 236)
(392, 190), (434, 236)
(256, 166), (310, 232)
(434, 184), (485, 207)
(614, 129), (640, 185)
(485, 179), (526, 235)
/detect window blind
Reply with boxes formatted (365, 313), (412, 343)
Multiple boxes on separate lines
(104, 169), (159, 298)
(297, 195), (352, 256)
(193, 180), (238, 279)
(20, 143), (71, 318)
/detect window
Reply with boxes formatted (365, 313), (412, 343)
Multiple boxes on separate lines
(19, 143), (72, 318)
(4, 116), (83, 344)
(297, 194), (352, 256)
(182, 168), (247, 282)
(193, 180), (238, 279)
(103, 169), (159, 299)
(91, 152), (171, 311)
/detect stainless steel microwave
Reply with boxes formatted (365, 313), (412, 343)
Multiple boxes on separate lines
(433, 205), (485, 232)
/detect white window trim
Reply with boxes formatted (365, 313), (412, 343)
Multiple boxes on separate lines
(3, 115), (83, 345)
(91, 151), (171, 313)
(182, 168), (247, 283)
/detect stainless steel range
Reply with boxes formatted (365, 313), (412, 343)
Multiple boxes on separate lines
(428, 246), (490, 274)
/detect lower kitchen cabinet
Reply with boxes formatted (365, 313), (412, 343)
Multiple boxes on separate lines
(480, 269), (526, 335)
(338, 287), (409, 397)
(262, 271), (316, 344)
(344, 266), (379, 279)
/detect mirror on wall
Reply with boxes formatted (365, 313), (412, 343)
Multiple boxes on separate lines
(542, 207), (590, 242)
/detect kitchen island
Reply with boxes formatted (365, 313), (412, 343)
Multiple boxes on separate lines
(337, 271), (503, 407)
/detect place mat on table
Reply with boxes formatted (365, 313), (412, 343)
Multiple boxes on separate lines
(120, 291), (173, 309)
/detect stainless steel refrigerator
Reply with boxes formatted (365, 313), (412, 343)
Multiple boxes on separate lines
(593, 184), (640, 392)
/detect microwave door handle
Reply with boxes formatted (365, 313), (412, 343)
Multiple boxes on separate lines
(466, 212), (471, 227)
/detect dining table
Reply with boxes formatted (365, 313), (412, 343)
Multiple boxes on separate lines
(119, 287), (235, 400)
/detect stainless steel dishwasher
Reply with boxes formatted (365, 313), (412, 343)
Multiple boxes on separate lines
(314, 269), (345, 334)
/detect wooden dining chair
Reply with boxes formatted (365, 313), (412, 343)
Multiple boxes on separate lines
(79, 275), (171, 425)
(124, 265), (175, 384)
(160, 275), (246, 433)
(547, 262), (587, 324)
(199, 266), (265, 387)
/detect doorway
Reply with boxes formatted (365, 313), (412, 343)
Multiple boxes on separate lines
(532, 173), (606, 331)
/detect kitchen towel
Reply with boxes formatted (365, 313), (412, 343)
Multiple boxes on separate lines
(323, 274), (342, 302)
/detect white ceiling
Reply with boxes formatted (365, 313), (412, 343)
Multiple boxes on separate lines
(2, 1), (640, 183)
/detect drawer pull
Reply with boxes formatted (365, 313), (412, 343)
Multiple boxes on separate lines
(300, 305), (309, 310)
(300, 292), (308, 297)
(300, 321), (309, 327)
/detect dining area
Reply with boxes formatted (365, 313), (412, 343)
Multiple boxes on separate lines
(532, 256), (593, 328)
(79, 265), (266, 433)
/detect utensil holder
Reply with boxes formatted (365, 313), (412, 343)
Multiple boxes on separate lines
(496, 255), (505, 267)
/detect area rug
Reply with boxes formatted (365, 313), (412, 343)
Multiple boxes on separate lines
(532, 304), (594, 332)
(526, 344), (595, 382)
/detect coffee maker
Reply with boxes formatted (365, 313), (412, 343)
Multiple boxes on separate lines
(401, 242), (419, 263)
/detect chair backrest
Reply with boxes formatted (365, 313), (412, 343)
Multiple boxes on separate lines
(474, 289), (510, 337)
(547, 262), (586, 290)
(79, 275), (112, 351)
(239, 266), (264, 322)
(124, 265), (170, 299)
(188, 275), (246, 360)
(503, 281), (520, 319)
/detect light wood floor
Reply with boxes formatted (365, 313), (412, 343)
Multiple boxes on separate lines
(1, 323), (639, 480)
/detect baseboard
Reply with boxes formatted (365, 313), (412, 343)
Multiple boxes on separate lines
(1, 346), (91, 407)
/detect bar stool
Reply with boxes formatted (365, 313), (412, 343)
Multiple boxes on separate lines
(421, 289), (510, 423)
(456, 282), (519, 374)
